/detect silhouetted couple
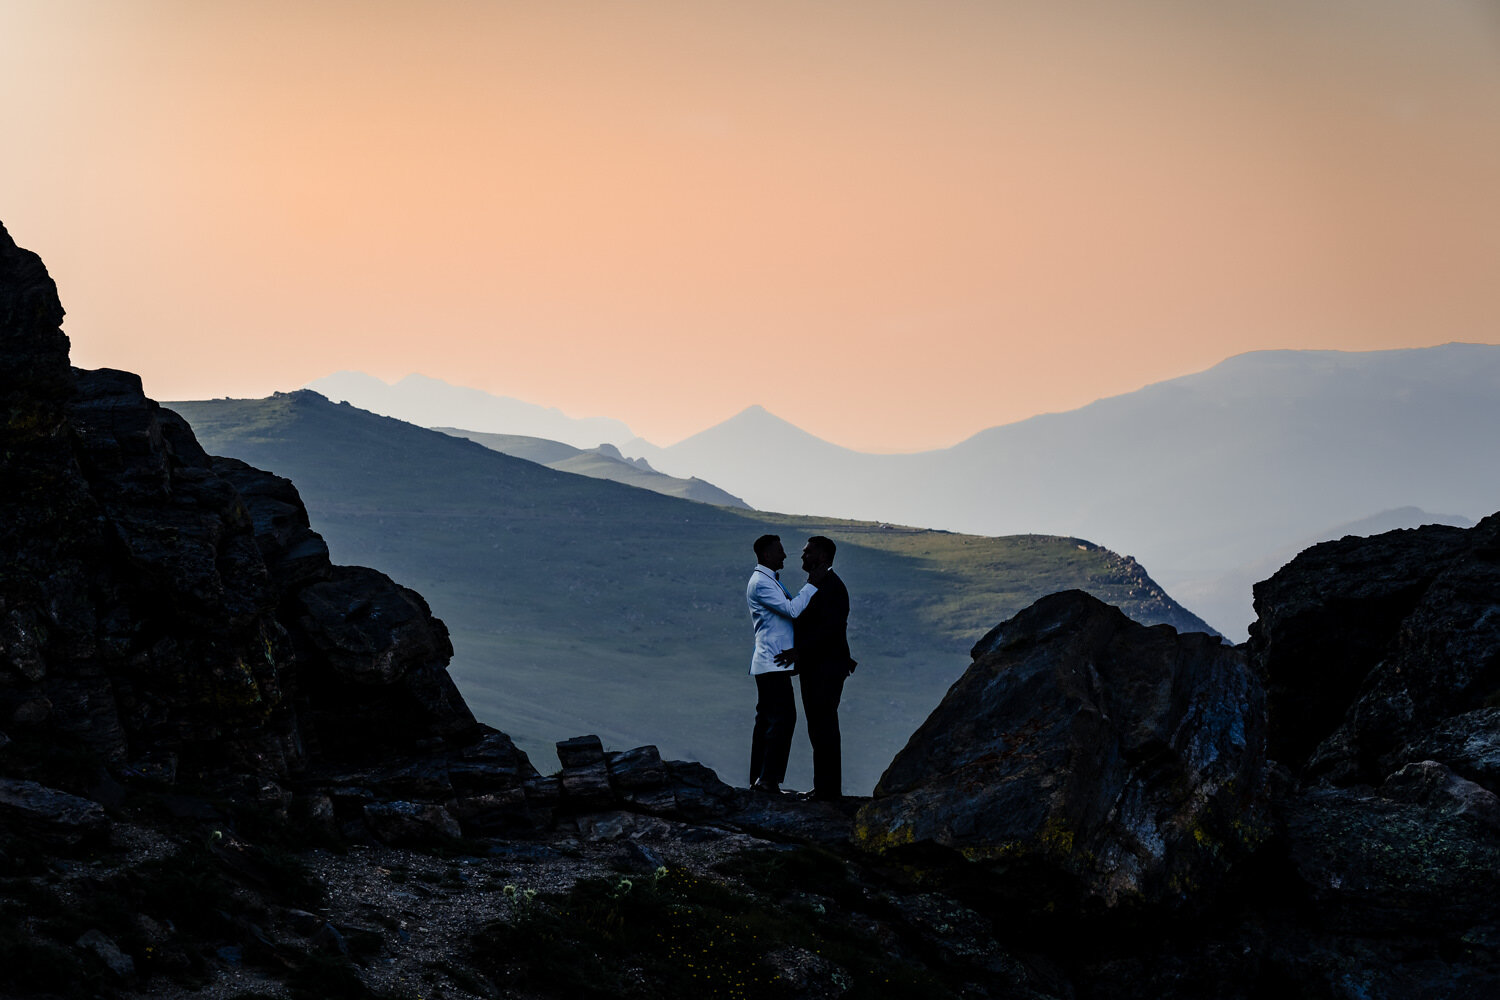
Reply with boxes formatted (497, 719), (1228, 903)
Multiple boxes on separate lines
(745, 533), (855, 802)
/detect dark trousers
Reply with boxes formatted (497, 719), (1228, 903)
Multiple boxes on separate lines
(749, 671), (796, 786)
(799, 665), (846, 799)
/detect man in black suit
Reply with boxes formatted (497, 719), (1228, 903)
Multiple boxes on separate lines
(774, 535), (855, 802)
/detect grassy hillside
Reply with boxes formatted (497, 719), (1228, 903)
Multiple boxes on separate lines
(169, 391), (1214, 793)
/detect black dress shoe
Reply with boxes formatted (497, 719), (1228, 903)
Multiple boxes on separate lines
(797, 790), (840, 802)
(751, 781), (782, 795)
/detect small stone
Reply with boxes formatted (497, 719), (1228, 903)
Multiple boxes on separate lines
(77, 929), (135, 978)
(576, 810), (633, 841)
(560, 760), (614, 809)
(556, 734), (605, 769)
(0, 778), (109, 846)
(623, 841), (666, 870)
(363, 801), (462, 845)
(312, 922), (349, 956)
(607, 745), (667, 789)
(620, 786), (677, 814)
(522, 776), (561, 804)
(285, 909), (324, 935)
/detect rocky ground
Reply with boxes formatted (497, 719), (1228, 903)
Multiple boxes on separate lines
(5, 758), (996, 1000)
(99, 803), (846, 1000)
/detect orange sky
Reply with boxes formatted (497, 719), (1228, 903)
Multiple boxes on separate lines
(4, 1), (1498, 451)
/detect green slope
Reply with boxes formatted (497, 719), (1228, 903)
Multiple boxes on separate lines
(168, 391), (1214, 793)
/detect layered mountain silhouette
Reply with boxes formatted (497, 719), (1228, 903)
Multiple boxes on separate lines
(625, 344), (1500, 640)
(307, 370), (637, 449)
(12, 223), (1500, 998)
(169, 390), (1210, 793)
(434, 427), (749, 508)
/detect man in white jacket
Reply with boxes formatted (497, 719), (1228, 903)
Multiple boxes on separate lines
(745, 533), (821, 794)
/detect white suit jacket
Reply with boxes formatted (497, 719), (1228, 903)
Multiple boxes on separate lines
(746, 564), (817, 675)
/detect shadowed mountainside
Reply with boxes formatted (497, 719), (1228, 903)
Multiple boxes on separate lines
(432, 426), (749, 508)
(169, 390), (1212, 794)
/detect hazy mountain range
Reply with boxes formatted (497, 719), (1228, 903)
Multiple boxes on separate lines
(306, 343), (1500, 640)
(307, 371), (637, 449)
(625, 343), (1500, 640)
(433, 428), (748, 508)
(168, 391), (1209, 793)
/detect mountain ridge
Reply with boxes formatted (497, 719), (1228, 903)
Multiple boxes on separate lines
(305, 370), (638, 449)
(433, 426), (750, 508)
(169, 389), (1214, 792)
(636, 341), (1500, 639)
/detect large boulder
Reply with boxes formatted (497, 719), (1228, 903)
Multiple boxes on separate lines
(1245, 513), (1500, 990)
(854, 590), (1267, 913)
(1284, 761), (1500, 935)
(1250, 514), (1500, 784)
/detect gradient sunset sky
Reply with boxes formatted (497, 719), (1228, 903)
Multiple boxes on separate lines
(4, 1), (1498, 451)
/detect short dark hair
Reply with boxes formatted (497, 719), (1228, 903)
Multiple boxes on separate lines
(806, 535), (836, 564)
(753, 534), (781, 560)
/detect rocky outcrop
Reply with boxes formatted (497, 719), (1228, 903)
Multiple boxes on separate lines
(0, 222), (478, 788)
(1233, 516), (1500, 996)
(1285, 762), (1500, 936)
(854, 590), (1266, 915)
(852, 535), (1500, 996)
(1249, 516), (1500, 782)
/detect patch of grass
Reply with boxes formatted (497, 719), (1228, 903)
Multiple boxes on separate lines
(130, 850), (240, 930)
(286, 951), (381, 1000)
(473, 865), (956, 1000)
(253, 846), (326, 911)
(715, 846), (864, 907)
(0, 912), (108, 998)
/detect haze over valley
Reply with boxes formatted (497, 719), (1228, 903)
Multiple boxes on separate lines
(306, 343), (1500, 640)
(170, 390), (1209, 793)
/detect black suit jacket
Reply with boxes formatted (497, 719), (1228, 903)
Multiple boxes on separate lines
(794, 570), (852, 674)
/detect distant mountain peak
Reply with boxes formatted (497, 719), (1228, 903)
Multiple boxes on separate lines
(697, 404), (840, 445)
(727, 404), (792, 426)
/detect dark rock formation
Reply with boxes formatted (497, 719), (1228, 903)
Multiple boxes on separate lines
(1224, 516), (1500, 996)
(1403, 707), (1500, 786)
(0, 221), (478, 789)
(1284, 763), (1500, 936)
(852, 538), (1500, 996)
(855, 590), (1267, 915)
(1249, 515), (1500, 782)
